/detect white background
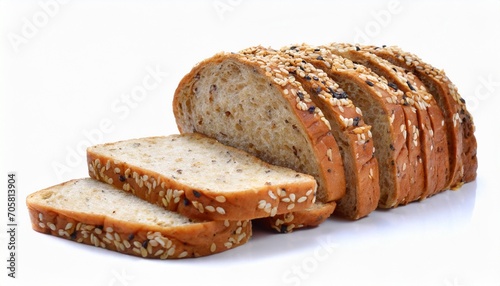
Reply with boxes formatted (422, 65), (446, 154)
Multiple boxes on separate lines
(2, 0), (500, 285)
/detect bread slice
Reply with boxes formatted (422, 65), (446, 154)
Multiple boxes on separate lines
(364, 45), (477, 189)
(172, 52), (346, 205)
(26, 178), (252, 259)
(255, 201), (336, 233)
(87, 133), (317, 221)
(283, 44), (412, 208)
(326, 43), (449, 202)
(240, 46), (379, 220)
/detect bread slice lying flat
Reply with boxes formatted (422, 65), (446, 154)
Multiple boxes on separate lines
(87, 133), (317, 221)
(26, 178), (251, 259)
(173, 52), (346, 206)
(364, 45), (477, 190)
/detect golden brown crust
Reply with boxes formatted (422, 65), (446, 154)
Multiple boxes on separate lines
(172, 52), (346, 204)
(364, 45), (477, 189)
(284, 44), (410, 208)
(26, 179), (251, 259)
(241, 46), (379, 220)
(326, 43), (449, 202)
(255, 202), (336, 233)
(86, 135), (317, 221)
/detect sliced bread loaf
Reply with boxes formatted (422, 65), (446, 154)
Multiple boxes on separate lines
(326, 43), (450, 202)
(172, 52), (346, 206)
(364, 45), (477, 189)
(26, 178), (251, 259)
(87, 133), (317, 221)
(283, 44), (412, 208)
(240, 46), (379, 220)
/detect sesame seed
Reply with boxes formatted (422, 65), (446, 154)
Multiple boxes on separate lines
(155, 237), (166, 247)
(270, 207), (278, 217)
(210, 243), (216, 252)
(237, 233), (247, 243)
(38, 213), (44, 221)
(106, 160), (111, 171)
(224, 220), (230, 227)
(268, 190), (277, 200)
(123, 240), (131, 249)
(38, 222), (45, 228)
(205, 205), (215, 212)
(258, 200), (267, 209)
(287, 203), (295, 210)
(167, 247), (175, 256)
(224, 242), (233, 249)
(264, 203), (272, 214)
(215, 195), (226, 203)
(216, 207), (226, 215)
(178, 251), (188, 258)
(105, 232), (114, 241)
(140, 247), (148, 257)
(306, 189), (313, 196)
(48, 222), (56, 231)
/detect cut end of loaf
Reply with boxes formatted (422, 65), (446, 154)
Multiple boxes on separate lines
(173, 54), (344, 203)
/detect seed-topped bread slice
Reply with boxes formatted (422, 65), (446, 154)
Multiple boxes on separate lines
(326, 43), (449, 202)
(26, 178), (252, 259)
(283, 44), (412, 208)
(173, 52), (346, 206)
(87, 133), (317, 221)
(364, 45), (477, 189)
(240, 46), (379, 220)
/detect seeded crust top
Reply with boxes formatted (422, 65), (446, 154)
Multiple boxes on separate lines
(363, 45), (467, 109)
(240, 46), (373, 143)
(233, 50), (332, 131)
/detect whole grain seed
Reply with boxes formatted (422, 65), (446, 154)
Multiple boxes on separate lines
(215, 195), (226, 203)
(216, 207), (226, 215)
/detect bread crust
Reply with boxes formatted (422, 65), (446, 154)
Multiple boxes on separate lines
(241, 46), (379, 219)
(87, 134), (317, 221)
(285, 45), (411, 208)
(365, 45), (477, 189)
(255, 202), (336, 233)
(26, 179), (252, 259)
(172, 53), (346, 204)
(326, 43), (449, 202)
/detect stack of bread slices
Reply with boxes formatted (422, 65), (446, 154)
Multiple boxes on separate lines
(27, 43), (477, 259)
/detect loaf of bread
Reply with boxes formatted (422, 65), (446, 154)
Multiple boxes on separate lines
(87, 133), (317, 221)
(27, 42), (477, 255)
(26, 178), (251, 258)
